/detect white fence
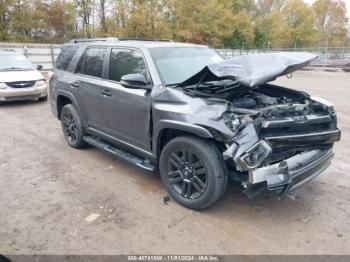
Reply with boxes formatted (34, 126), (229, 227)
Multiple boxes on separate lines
(0, 43), (61, 70)
(1, 42), (349, 70)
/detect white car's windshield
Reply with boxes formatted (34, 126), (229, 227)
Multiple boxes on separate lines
(0, 54), (34, 71)
(149, 47), (223, 86)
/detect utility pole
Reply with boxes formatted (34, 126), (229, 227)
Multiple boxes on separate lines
(92, 0), (95, 38)
(267, 41), (271, 52)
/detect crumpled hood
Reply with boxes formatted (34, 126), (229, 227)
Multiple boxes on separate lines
(0, 70), (44, 83)
(178, 52), (318, 88)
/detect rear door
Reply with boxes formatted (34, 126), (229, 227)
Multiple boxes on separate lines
(74, 47), (109, 132)
(102, 48), (152, 150)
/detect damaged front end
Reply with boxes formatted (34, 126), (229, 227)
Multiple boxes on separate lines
(175, 52), (341, 198)
(223, 91), (340, 198)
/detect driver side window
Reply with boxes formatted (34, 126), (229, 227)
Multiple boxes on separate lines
(108, 49), (149, 82)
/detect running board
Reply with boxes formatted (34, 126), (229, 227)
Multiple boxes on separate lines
(83, 136), (156, 172)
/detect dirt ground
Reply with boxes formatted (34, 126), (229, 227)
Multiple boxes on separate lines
(0, 71), (349, 255)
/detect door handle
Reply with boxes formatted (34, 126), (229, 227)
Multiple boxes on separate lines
(70, 81), (80, 88)
(101, 90), (112, 97)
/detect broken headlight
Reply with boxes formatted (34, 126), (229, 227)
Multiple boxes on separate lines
(0, 83), (7, 89)
(224, 112), (241, 132)
(239, 141), (272, 169)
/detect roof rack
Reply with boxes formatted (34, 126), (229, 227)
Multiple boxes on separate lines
(69, 37), (174, 44)
(0, 48), (16, 53)
(119, 38), (173, 42)
(70, 38), (119, 43)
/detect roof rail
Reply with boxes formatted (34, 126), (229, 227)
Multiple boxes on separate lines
(119, 38), (173, 42)
(0, 48), (16, 53)
(70, 37), (119, 43)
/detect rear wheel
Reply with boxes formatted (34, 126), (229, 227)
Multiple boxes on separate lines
(159, 136), (227, 210)
(60, 104), (86, 149)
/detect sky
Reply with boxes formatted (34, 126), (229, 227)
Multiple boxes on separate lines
(304, 0), (350, 18)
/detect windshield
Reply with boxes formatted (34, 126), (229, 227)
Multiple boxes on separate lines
(149, 47), (223, 85)
(0, 54), (34, 71)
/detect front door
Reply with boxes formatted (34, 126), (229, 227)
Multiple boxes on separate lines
(102, 48), (152, 150)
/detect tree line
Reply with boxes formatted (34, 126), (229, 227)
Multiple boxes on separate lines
(0, 0), (349, 49)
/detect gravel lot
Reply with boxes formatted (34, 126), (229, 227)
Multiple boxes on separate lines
(0, 71), (349, 255)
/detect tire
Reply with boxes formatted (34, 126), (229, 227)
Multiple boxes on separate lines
(60, 104), (86, 149)
(38, 95), (47, 102)
(159, 136), (228, 210)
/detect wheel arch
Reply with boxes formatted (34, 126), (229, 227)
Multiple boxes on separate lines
(153, 120), (215, 158)
(56, 91), (80, 119)
(56, 95), (72, 120)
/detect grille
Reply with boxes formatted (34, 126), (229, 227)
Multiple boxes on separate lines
(260, 114), (338, 140)
(260, 122), (332, 137)
(259, 114), (339, 164)
(5, 81), (36, 88)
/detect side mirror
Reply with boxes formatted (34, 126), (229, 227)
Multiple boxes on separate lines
(120, 73), (150, 90)
(36, 64), (43, 71)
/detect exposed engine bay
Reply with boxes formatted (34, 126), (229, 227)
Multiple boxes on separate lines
(170, 52), (341, 198)
(179, 80), (333, 137)
(223, 83), (337, 166)
(223, 84), (331, 133)
(177, 80), (340, 198)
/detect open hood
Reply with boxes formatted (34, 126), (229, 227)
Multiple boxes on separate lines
(178, 52), (318, 88)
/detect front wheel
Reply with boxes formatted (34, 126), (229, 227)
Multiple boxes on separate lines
(159, 136), (228, 210)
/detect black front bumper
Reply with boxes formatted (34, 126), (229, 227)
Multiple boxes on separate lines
(250, 148), (334, 197)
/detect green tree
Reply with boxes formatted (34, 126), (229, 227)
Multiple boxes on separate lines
(224, 10), (255, 49)
(255, 10), (292, 48)
(256, 0), (287, 17)
(313, 0), (348, 46)
(10, 0), (35, 42)
(221, 0), (256, 48)
(283, 0), (319, 47)
(99, 0), (108, 35)
(0, 0), (14, 40)
(163, 0), (233, 46)
(75, 0), (93, 37)
(1, 0), (349, 47)
(47, 0), (77, 43)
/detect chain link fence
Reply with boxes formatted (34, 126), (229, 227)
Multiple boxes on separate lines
(1, 42), (349, 71)
(216, 47), (350, 71)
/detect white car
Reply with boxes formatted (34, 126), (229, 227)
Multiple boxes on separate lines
(0, 51), (48, 102)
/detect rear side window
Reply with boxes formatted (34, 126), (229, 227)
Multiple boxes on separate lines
(76, 47), (107, 78)
(55, 45), (78, 71)
(108, 49), (148, 82)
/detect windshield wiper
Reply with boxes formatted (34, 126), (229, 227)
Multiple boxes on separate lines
(165, 83), (182, 87)
(184, 80), (240, 93)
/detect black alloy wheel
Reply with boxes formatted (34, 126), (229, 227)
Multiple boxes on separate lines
(159, 136), (228, 210)
(60, 104), (86, 149)
(62, 109), (78, 144)
(167, 149), (207, 200)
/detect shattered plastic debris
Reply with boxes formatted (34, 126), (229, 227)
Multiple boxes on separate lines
(163, 196), (170, 205)
(85, 213), (100, 222)
(287, 192), (297, 201)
